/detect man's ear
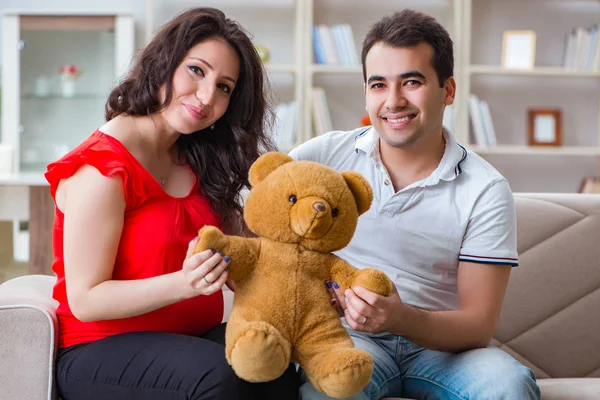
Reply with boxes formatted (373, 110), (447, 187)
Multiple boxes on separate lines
(249, 152), (293, 186)
(342, 171), (373, 216)
(443, 77), (456, 106)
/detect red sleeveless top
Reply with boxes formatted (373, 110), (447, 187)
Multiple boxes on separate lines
(45, 130), (224, 348)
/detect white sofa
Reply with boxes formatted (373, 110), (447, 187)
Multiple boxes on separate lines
(1, 193), (600, 399)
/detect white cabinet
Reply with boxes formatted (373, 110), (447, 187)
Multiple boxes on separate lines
(0, 10), (134, 268)
(1, 10), (135, 173)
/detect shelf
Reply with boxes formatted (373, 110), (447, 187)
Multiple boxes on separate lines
(314, 0), (449, 8)
(468, 65), (600, 78)
(21, 94), (106, 100)
(470, 145), (600, 156)
(2, 9), (133, 17)
(311, 65), (362, 74)
(264, 64), (296, 73)
(192, 0), (295, 8)
(0, 171), (47, 186)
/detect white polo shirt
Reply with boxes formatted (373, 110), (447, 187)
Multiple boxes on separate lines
(289, 127), (518, 311)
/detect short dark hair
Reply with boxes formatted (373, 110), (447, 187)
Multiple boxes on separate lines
(105, 7), (274, 232)
(361, 9), (454, 88)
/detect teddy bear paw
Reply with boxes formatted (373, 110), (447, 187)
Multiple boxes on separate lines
(353, 267), (394, 296)
(195, 225), (229, 254)
(229, 322), (291, 382)
(316, 348), (373, 399)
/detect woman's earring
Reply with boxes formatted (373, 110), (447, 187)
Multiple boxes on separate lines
(210, 124), (215, 130)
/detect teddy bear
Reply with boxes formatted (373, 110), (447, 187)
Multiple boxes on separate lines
(193, 151), (393, 398)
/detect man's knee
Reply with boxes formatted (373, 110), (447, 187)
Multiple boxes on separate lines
(467, 350), (540, 400)
(491, 363), (540, 399)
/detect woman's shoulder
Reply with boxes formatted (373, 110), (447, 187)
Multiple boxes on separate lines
(45, 120), (147, 207)
(96, 116), (140, 156)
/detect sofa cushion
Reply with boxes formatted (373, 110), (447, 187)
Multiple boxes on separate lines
(539, 378), (600, 399)
(494, 194), (600, 379)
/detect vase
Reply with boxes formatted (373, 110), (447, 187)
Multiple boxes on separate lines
(60, 75), (76, 98)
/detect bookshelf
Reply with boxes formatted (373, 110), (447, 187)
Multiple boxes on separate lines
(146, 0), (600, 192)
(456, 0), (600, 192)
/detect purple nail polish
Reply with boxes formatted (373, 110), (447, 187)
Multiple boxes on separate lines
(224, 256), (230, 263)
(325, 281), (332, 289)
(210, 248), (216, 254)
(333, 282), (339, 289)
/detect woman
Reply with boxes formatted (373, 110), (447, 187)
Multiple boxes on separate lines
(45, 7), (299, 400)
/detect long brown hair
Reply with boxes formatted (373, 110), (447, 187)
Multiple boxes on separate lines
(105, 7), (274, 232)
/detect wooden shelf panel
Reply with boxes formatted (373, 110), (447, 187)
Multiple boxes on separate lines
(470, 145), (600, 156)
(20, 15), (115, 31)
(469, 65), (600, 77)
(315, 0), (450, 8)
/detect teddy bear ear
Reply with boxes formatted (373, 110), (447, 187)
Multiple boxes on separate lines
(249, 151), (294, 186)
(341, 171), (373, 216)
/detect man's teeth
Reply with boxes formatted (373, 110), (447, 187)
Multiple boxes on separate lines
(387, 115), (413, 123)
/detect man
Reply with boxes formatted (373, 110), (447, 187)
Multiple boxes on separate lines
(289, 9), (540, 400)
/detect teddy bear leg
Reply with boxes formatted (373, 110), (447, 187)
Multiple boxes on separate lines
(295, 327), (373, 399)
(225, 314), (292, 383)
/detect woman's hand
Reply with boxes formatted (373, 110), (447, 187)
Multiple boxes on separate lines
(325, 280), (346, 317)
(182, 238), (230, 298)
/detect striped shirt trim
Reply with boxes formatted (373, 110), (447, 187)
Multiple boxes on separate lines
(454, 144), (468, 177)
(459, 254), (519, 266)
(353, 127), (372, 153)
(354, 127), (371, 141)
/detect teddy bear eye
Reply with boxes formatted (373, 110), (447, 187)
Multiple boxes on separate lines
(332, 208), (339, 217)
(289, 195), (297, 204)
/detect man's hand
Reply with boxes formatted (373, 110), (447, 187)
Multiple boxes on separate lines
(325, 280), (404, 334)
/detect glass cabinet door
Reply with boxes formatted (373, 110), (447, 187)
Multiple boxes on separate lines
(1, 12), (134, 174)
(20, 25), (115, 171)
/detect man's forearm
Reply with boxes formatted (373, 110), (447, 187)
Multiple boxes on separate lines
(392, 304), (494, 353)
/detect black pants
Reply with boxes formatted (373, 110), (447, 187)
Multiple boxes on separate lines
(56, 323), (300, 400)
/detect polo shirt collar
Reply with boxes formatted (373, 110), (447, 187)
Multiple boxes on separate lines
(354, 126), (467, 183)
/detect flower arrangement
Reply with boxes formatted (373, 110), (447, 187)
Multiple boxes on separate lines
(58, 64), (81, 80)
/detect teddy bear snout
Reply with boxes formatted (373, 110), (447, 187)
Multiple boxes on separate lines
(313, 202), (327, 212)
(290, 197), (333, 239)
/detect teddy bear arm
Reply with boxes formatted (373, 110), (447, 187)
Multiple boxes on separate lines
(331, 257), (393, 297)
(329, 257), (359, 293)
(222, 236), (261, 282)
(194, 225), (231, 255)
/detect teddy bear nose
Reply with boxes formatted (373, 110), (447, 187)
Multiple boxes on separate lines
(313, 202), (326, 212)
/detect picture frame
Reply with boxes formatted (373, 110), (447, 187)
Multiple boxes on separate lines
(579, 177), (600, 193)
(528, 108), (562, 146)
(501, 30), (536, 70)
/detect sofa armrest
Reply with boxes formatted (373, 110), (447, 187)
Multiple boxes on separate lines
(0, 274), (58, 400)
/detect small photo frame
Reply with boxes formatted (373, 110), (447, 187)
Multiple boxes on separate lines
(501, 30), (536, 70)
(579, 177), (600, 193)
(528, 108), (562, 146)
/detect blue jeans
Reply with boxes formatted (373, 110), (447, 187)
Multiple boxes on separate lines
(300, 329), (540, 400)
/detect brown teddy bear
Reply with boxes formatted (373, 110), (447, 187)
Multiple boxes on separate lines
(193, 152), (393, 398)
